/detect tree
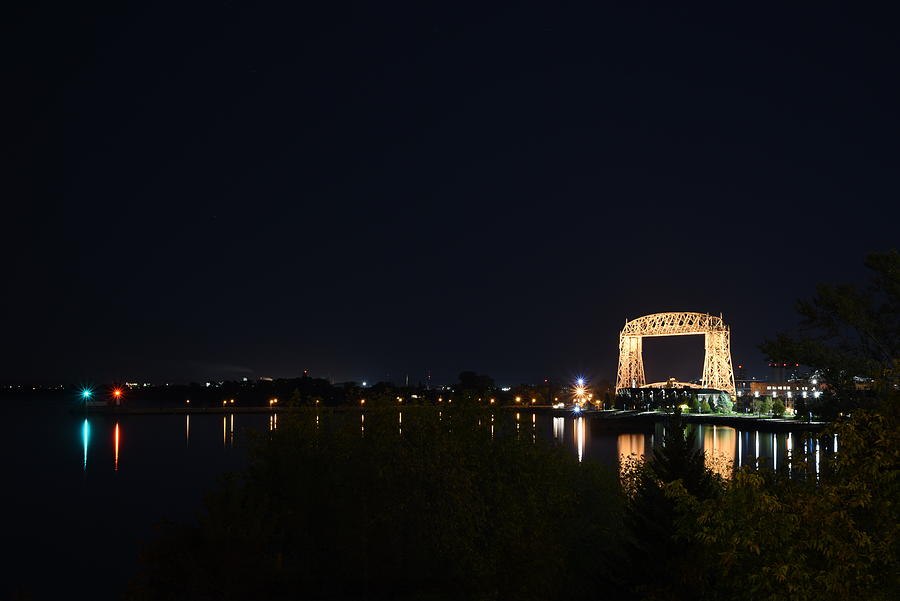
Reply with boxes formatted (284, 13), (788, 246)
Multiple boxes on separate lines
(668, 408), (900, 600)
(751, 397), (762, 416)
(760, 250), (900, 415)
(621, 411), (723, 597)
(772, 398), (785, 417)
(761, 396), (773, 416)
(700, 398), (711, 414)
(691, 396), (701, 413)
(716, 394), (733, 414)
(288, 387), (302, 407)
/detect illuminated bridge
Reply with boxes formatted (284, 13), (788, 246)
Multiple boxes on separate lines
(615, 312), (736, 396)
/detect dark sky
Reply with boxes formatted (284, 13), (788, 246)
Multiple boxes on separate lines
(5, 1), (899, 386)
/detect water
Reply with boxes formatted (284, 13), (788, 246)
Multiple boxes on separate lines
(2, 400), (829, 600)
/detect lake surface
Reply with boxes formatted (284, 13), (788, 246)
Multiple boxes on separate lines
(2, 400), (831, 600)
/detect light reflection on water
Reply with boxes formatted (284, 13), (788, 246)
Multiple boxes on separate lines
(574, 417), (585, 462)
(617, 432), (645, 477)
(553, 417), (565, 441)
(75, 411), (831, 478)
(702, 425), (735, 478)
(82, 418), (89, 471)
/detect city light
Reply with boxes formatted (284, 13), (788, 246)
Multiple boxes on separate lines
(81, 388), (92, 400)
(113, 388), (122, 399)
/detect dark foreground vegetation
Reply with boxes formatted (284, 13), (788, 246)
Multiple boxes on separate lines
(128, 409), (625, 600)
(126, 401), (899, 601)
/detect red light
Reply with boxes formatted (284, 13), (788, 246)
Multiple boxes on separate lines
(113, 389), (122, 397)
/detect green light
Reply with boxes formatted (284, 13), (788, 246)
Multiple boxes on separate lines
(81, 388), (92, 400)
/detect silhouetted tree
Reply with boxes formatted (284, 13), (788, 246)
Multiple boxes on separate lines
(760, 249), (900, 416)
(620, 410), (723, 598)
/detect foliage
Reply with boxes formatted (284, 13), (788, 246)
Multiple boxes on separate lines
(127, 408), (623, 601)
(716, 394), (733, 414)
(700, 398), (712, 414)
(620, 412), (723, 599)
(668, 408), (900, 601)
(772, 398), (785, 417)
(752, 396), (773, 416)
(760, 249), (900, 415)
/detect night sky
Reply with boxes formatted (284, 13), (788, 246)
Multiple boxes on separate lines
(5, 2), (899, 386)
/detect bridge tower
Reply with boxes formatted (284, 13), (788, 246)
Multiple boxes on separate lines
(615, 312), (736, 395)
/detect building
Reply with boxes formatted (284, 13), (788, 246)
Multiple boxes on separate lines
(749, 380), (823, 410)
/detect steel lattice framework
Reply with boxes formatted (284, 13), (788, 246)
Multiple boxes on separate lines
(615, 312), (736, 395)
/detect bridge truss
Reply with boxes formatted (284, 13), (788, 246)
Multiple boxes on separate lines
(615, 312), (736, 395)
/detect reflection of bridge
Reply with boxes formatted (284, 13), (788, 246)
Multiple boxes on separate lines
(615, 312), (735, 395)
